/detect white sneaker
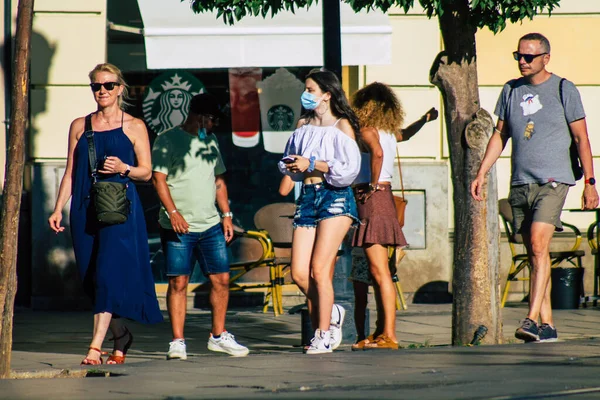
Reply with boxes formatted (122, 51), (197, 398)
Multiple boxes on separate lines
(329, 304), (346, 350)
(167, 339), (187, 360)
(207, 331), (249, 357)
(306, 329), (332, 355)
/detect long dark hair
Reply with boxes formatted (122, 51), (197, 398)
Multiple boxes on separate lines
(302, 69), (361, 140)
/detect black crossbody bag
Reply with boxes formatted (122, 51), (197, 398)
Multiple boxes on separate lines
(84, 114), (130, 225)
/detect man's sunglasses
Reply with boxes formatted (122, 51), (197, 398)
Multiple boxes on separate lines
(90, 82), (121, 92)
(512, 52), (547, 63)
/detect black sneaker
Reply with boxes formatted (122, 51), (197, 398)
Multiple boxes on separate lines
(515, 318), (539, 342)
(538, 323), (558, 342)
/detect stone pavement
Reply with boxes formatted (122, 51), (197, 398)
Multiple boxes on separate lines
(4, 303), (600, 399)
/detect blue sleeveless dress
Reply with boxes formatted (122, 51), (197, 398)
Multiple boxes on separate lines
(70, 119), (163, 324)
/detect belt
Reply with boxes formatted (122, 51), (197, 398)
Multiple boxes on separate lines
(352, 183), (391, 193)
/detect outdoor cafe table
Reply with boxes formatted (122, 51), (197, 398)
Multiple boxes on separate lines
(566, 208), (600, 304)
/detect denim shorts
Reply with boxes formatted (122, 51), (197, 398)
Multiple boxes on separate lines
(160, 223), (230, 276)
(294, 182), (359, 228)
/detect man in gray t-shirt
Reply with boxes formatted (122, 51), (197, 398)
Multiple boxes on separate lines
(471, 33), (598, 343)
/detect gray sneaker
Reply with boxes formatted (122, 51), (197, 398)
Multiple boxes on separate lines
(167, 339), (187, 360)
(515, 318), (539, 342)
(538, 323), (558, 342)
(207, 331), (249, 357)
(329, 304), (346, 350)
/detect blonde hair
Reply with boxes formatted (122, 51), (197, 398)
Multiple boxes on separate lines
(351, 82), (404, 134)
(88, 63), (131, 110)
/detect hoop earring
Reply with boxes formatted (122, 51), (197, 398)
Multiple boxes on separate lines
(316, 100), (329, 116)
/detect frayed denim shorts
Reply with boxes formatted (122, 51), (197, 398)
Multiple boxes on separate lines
(294, 182), (359, 228)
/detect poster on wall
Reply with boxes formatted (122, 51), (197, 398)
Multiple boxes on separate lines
(143, 71), (206, 135)
(228, 68), (262, 148)
(257, 68), (305, 153)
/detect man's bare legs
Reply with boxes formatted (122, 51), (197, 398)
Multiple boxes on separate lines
(167, 275), (190, 340)
(515, 221), (556, 342)
(523, 222), (555, 325)
(209, 272), (230, 336)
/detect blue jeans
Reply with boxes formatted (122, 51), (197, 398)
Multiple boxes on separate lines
(294, 183), (359, 228)
(160, 223), (230, 276)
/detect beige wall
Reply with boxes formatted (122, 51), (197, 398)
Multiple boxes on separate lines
(361, 1), (600, 231)
(30, 0), (106, 161)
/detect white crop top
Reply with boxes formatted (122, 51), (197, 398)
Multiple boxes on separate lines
(354, 130), (397, 185)
(278, 122), (361, 187)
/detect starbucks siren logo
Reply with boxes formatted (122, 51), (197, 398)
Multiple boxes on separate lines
(143, 71), (205, 135)
(267, 105), (294, 131)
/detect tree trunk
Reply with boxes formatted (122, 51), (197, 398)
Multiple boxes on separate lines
(429, 0), (500, 346)
(0, 0), (35, 378)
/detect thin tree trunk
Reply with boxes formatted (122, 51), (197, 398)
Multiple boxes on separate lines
(0, 0), (35, 378)
(429, 0), (500, 345)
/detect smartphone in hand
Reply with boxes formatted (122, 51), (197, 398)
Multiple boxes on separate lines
(281, 156), (296, 164)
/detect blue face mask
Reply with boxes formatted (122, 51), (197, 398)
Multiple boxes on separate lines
(301, 92), (322, 110)
(198, 128), (207, 140)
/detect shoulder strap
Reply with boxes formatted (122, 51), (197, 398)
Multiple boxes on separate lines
(84, 114), (98, 182)
(559, 77), (566, 109)
(332, 118), (341, 127)
(395, 145), (404, 199)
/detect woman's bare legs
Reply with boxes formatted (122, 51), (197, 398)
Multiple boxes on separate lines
(83, 312), (112, 362)
(291, 227), (318, 328)
(312, 216), (353, 331)
(365, 243), (397, 342)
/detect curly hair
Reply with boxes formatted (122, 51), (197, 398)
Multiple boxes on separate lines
(352, 82), (405, 134)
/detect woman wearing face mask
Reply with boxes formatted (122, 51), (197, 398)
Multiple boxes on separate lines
(278, 69), (361, 354)
(48, 63), (163, 365)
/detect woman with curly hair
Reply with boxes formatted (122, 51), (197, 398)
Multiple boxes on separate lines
(278, 69), (361, 354)
(350, 82), (437, 350)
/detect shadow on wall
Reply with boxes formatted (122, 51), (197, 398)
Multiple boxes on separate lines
(413, 281), (453, 304)
(27, 30), (87, 310)
(0, 29), (56, 307)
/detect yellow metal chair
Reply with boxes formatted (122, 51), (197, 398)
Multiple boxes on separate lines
(388, 246), (408, 310)
(499, 198), (585, 307)
(254, 203), (296, 316)
(586, 221), (600, 300)
(227, 228), (284, 315)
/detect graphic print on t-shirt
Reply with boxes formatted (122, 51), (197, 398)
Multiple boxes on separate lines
(520, 94), (543, 140)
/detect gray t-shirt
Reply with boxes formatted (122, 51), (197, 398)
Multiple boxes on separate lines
(494, 73), (585, 186)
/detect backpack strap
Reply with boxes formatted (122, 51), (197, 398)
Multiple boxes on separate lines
(84, 114), (98, 183)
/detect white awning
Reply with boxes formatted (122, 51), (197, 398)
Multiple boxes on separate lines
(137, 0), (392, 69)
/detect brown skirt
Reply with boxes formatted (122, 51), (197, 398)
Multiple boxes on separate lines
(352, 186), (407, 248)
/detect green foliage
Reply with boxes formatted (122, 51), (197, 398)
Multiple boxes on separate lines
(185, 0), (561, 33)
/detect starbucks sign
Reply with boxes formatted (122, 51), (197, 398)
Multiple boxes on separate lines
(143, 71), (205, 135)
(267, 105), (295, 132)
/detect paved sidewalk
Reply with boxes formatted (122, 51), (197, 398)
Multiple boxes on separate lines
(4, 303), (600, 399)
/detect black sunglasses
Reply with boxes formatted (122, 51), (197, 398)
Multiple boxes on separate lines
(512, 52), (547, 63)
(90, 82), (121, 92)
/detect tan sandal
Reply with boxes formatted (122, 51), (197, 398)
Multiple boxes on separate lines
(351, 334), (376, 351)
(363, 334), (399, 350)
